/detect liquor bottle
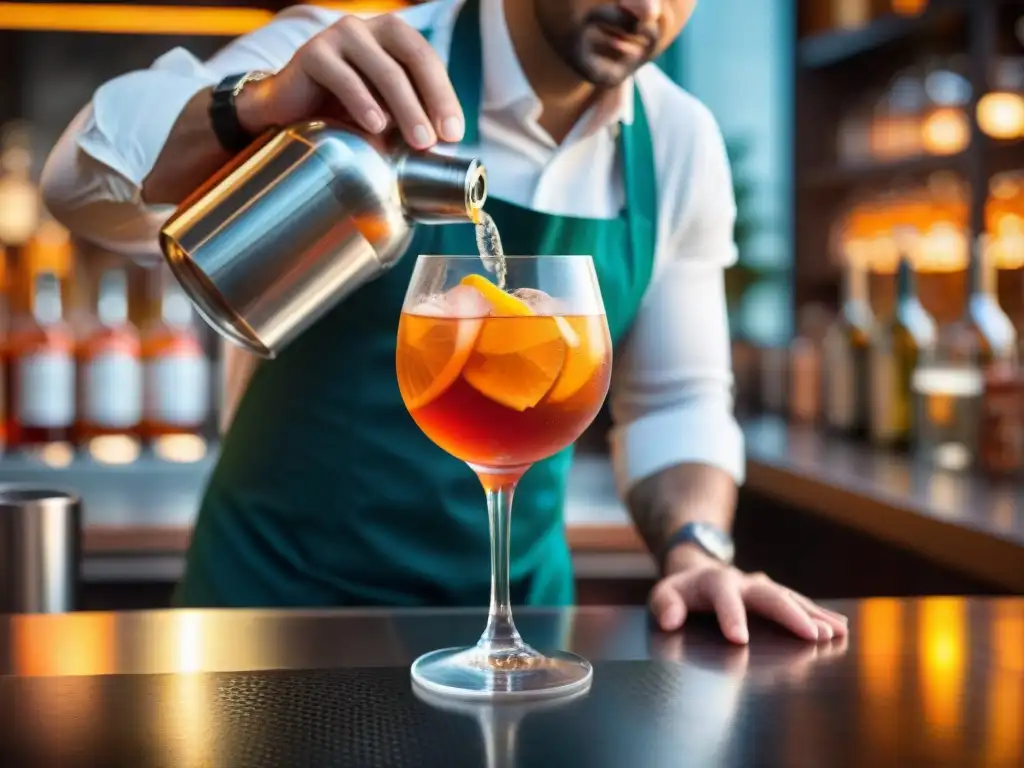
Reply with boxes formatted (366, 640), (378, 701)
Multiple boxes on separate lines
(0, 248), (8, 450)
(960, 235), (1018, 371)
(0, 122), (40, 247)
(7, 271), (76, 447)
(822, 255), (875, 437)
(75, 268), (142, 446)
(868, 255), (937, 448)
(141, 277), (210, 444)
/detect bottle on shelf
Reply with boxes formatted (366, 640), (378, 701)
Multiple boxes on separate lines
(6, 271), (76, 448)
(0, 248), (8, 450)
(75, 268), (143, 455)
(868, 254), (937, 449)
(0, 121), (40, 247)
(788, 305), (830, 425)
(822, 248), (875, 437)
(951, 235), (1019, 371)
(141, 276), (211, 457)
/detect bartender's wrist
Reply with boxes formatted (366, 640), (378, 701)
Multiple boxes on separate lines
(235, 77), (274, 136)
(663, 541), (721, 575)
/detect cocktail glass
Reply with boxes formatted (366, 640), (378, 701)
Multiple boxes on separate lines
(396, 255), (613, 699)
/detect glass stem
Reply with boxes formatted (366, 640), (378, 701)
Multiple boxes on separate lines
(478, 479), (525, 654)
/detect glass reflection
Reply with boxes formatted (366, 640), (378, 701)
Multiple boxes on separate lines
(858, 598), (904, 755)
(984, 601), (1023, 765)
(918, 598), (967, 750)
(412, 684), (590, 768)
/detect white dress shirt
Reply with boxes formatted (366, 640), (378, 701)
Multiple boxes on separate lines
(40, 0), (746, 493)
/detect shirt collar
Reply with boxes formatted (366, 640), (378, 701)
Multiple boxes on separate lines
(477, 0), (634, 133)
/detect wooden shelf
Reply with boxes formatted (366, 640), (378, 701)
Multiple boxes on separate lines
(800, 139), (1024, 193)
(798, 0), (968, 70)
(801, 151), (968, 192)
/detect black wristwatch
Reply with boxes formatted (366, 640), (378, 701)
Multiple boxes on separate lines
(210, 71), (271, 154)
(661, 522), (735, 569)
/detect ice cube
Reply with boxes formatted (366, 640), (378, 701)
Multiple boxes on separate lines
(512, 288), (565, 315)
(442, 284), (491, 318)
(408, 296), (449, 317)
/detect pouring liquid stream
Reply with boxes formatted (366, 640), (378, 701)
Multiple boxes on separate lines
(473, 210), (507, 290)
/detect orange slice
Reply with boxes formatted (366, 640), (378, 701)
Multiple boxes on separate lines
(459, 274), (580, 346)
(546, 316), (610, 404)
(460, 274), (533, 316)
(397, 313), (482, 410)
(463, 316), (568, 411)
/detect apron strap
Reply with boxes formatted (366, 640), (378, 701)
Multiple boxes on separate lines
(619, 86), (658, 290)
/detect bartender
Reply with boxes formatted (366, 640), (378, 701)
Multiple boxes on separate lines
(42, 0), (847, 644)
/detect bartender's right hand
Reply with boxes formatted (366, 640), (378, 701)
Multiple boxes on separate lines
(237, 14), (465, 150)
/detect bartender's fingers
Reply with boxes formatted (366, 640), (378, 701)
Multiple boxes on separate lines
(375, 15), (464, 142)
(648, 577), (688, 632)
(302, 43), (389, 135)
(788, 591), (849, 636)
(703, 570), (751, 645)
(742, 578), (820, 642)
(329, 16), (436, 148)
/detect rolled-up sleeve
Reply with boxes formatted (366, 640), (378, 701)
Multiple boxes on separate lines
(608, 106), (745, 497)
(40, 6), (332, 261)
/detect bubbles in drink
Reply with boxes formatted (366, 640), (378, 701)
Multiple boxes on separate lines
(474, 210), (507, 290)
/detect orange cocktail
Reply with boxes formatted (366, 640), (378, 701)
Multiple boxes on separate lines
(397, 276), (611, 472)
(397, 255), (611, 701)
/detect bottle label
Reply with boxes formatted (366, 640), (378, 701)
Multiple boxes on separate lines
(144, 354), (210, 426)
(824, 336), (856, 429)
(17, 352), (75, 428)
(84, 352), (143, 428)
(869, 347), (898, 441)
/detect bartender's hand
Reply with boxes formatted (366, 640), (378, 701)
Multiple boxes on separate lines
(649, 544), (849, 645)
(238, 14), (464, 149)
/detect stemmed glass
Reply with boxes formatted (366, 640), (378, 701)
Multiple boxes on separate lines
(396, 255), (612, 699)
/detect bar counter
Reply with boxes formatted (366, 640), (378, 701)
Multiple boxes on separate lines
(2, 597), (1021, 766)
(1, 417), (1021, 590)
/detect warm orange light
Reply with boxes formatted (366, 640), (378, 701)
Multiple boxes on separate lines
(921, 107), (970, 156)
(892, 0), (927, 15)
(978, 92), (1024, 140)
(918, 598), (967, 750)
(0, 2), (409, 35)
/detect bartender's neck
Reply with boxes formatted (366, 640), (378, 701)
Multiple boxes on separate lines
(502, 0), (600, 144)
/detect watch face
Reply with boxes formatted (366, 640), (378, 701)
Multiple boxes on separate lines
(693, 523), (735, 564)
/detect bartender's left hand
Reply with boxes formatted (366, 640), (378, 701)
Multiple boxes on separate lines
(649, 544), (849, 645)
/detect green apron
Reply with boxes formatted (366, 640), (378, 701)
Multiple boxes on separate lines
(175, 0), (658, 609)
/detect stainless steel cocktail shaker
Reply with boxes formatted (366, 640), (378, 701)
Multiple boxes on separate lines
(160, 120), (487, 358)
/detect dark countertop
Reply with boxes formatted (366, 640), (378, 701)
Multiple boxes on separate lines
(2, 598), (1021, 767)
(743, 418), (1024, 591)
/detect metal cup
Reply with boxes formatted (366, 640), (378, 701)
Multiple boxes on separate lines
(0, 487), (82, 614)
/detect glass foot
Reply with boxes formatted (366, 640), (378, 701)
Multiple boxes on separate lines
(411, 646), (593, 701)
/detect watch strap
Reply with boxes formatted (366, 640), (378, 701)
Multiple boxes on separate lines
(210, 72), (269, 154)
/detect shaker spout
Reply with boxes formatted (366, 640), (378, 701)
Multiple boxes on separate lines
(396, 149), (487, 224)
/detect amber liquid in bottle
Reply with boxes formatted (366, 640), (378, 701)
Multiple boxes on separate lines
(869, 256), (937, 449)
(141, 280), (210, 441)
(823, 257), (875, 437)
(7, 271), (76, 447)
(76, 268), (142, 444)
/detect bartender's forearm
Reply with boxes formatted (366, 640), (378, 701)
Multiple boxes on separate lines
(141, 85), (266, 206)
(626, 463), (738, 573)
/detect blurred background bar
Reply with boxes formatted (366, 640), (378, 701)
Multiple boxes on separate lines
(0, 0), (1021, 611)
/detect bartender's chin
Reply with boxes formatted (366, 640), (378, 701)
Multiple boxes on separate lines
(576, 56), (643, 88)
(569, 42), (651, 88)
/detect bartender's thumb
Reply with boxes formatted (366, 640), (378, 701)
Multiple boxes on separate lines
(649, 578), (688, 631)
